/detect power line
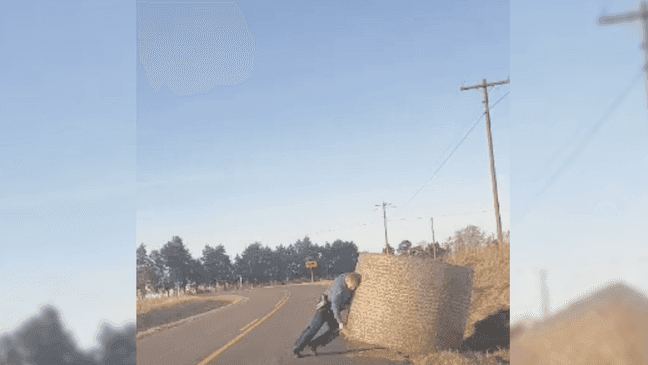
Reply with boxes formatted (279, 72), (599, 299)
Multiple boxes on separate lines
(388, 210), (492, 221)
(299, 210), (496, 238)
(393, 91), (510, 218)
(517, 69), (644, 226)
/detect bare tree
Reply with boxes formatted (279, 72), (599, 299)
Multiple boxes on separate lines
(397, 240), (412, 255)
(445, 224), (490, 254)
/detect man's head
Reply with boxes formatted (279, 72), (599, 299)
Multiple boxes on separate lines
(344, 272), (362, 291)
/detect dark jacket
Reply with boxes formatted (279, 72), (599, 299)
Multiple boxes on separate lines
(324, 274), (353, 324)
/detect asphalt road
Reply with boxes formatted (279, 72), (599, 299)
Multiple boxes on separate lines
(136, 283), (410, 365)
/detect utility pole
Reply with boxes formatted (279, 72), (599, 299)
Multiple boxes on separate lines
(430, 217), (436, 259)
(599, 2), (648, 108)
(375, 202), (395, 252)
(540, 268), (550, 318)
(461, 78), (508, 246)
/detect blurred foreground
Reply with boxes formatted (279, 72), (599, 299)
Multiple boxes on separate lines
(0, 305), (135, 365)
(511, 282), (648, 364)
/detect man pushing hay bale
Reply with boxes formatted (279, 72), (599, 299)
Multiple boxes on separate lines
(344, 251), (474, 353)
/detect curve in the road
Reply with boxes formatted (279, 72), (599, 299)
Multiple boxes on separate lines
(136, 295), (249, 340)
(197, 291), (291, 365)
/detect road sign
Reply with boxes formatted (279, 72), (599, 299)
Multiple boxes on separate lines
(305, 261), (318, 283)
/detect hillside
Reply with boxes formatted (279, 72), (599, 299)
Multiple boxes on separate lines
(511, 281), (648, 364)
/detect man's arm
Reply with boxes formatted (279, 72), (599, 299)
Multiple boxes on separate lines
(331, 289), (344, 324)
(329, 275), (345, 324)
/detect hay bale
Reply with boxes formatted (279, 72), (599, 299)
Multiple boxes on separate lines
(346, 252), (474, 353)
(353, 251), (371, 273)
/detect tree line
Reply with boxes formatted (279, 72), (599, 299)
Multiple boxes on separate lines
(136, 224), (509, 297)
(136, 236), (359, 296)
(386, 224), (510, 257)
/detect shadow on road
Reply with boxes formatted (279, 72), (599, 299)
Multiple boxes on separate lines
(301, 346), (388, 358)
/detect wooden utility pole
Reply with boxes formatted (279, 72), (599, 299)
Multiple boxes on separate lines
(540, 268), (550, 318)
(430, 217), (436, 259)
(461, 78), (508, 246)
(375, 202), (394, 252)
(599, 2), (648, 108)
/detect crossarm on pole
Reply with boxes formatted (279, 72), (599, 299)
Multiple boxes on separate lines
(599, 12), (641, 25)
(460, 79), (509, 92)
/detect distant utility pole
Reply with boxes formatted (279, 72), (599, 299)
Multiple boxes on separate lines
(460, 78), (509, 246)
(599, 2), (648, 108)
(540, 268), (550, 318)
(375, 202), (395, 251)
(430, 217), (436, 259)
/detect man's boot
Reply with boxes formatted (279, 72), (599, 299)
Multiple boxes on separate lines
(308, 345), (318, 356)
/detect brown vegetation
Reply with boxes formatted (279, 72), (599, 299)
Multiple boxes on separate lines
(137, 295), (242, 317)
(510, 282), (648, 364)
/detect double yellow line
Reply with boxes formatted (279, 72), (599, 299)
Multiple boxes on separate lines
(197, 292), (290, 365)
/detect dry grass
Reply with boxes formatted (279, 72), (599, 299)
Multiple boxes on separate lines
(338, 334), (510, 365)
(312, 280), (334, 287)
(445, 242), (510, 340)
(410, 348), (510, 365)
(136, 295), (242, 316)
(136, 279), (332, 316)
(410, 349), (509, 365)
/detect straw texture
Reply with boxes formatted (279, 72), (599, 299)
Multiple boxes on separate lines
(346, 252), (474, 353)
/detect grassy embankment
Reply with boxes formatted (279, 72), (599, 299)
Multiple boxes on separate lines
(136, 279), (334, 317)
(137, 294), (241, 317)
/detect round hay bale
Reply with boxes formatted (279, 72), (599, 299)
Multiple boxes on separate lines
(353, 251), (371, 273)
(346, 252), (474, 353)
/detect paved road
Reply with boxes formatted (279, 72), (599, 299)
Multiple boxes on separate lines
(136, 284), (409, 365)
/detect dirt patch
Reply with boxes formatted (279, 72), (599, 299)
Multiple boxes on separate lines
(137, 299), (230, 333)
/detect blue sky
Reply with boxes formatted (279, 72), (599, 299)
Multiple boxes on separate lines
(136, 0), (510, 261)
(511, 0), (648, 325)
(1, 0), (509, 351)
(1, 0), (134, 351)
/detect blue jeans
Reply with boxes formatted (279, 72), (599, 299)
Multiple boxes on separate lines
(294, 308), (339, 352)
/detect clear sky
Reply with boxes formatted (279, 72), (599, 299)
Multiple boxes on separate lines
(1, 0), (508, 351)
(1, 0), (134, 351)
(136, 0), (510, 262)
(511, 0), (648, 325)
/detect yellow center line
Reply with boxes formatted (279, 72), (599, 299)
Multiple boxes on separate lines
(197, 292), (290, 365)
(239, 318), (258, 332)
